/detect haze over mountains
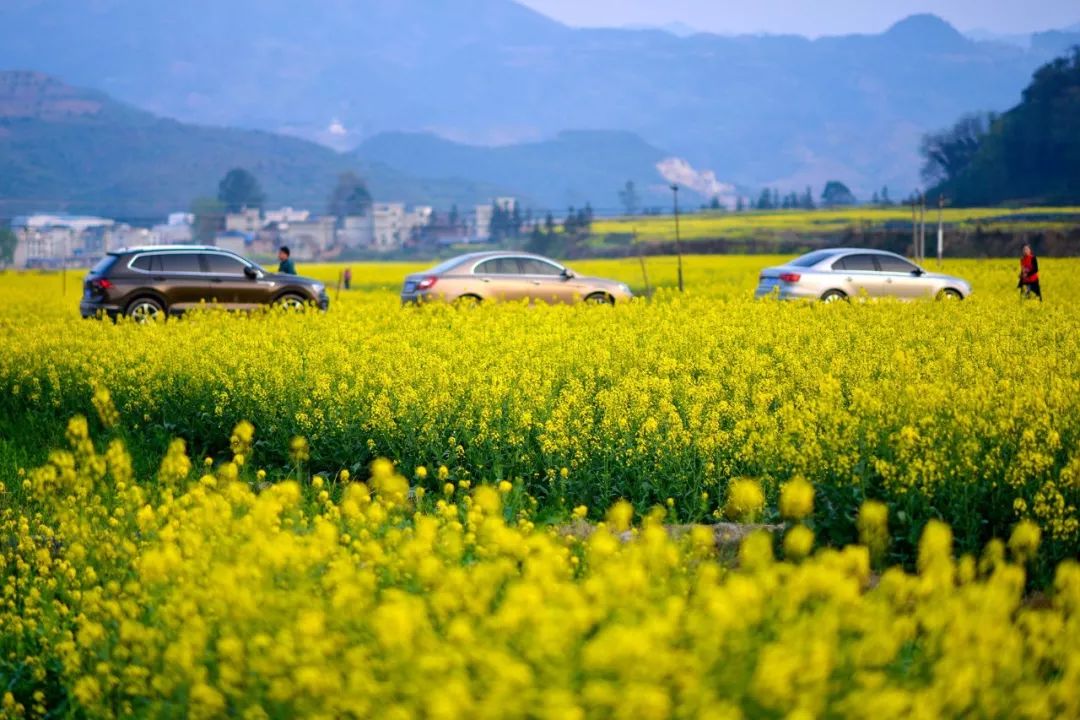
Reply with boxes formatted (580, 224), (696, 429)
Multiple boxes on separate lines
(1, 0), (1078, 214)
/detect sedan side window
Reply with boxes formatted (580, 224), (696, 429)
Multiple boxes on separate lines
(476, 258), (521, 275)
(518, 258), (562, 276)
(841, 254), (878, 272)
(876, 255), (919, 274)
(831, 258), (846, 271)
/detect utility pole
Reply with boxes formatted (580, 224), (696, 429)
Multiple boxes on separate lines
(936, 195), (945, 267)
(671, 184), (685, 292)
(911, 195), (920, 261)
(918, 192), (927, 264)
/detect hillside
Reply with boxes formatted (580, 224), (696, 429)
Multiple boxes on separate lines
(0, 72), (507, 218)
(931, 49), (1080, 206)
(1, 1), (1076, 195)
(355, 130), (671, 211)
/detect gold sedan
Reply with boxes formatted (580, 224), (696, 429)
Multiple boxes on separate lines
(400, 252), (633, 305)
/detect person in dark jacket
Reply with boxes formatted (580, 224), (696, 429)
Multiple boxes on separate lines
(277, 246), (297, 275)
(1018, 245), (1042, 300)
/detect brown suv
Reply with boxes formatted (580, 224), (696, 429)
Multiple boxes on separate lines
(81, 245), (329, 321)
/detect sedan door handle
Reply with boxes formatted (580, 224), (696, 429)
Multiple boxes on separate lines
(481, 278), (491, 283)
(845, 277), (853, 282)
(152, 276), (166, 282)
(531, 280), (542, 285)
(885, 278), (893, 284)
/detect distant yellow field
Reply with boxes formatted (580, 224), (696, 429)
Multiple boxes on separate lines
(592, 206), (1080, 242)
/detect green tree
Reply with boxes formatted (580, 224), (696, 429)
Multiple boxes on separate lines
(800, 186), (815, 209)
(756, 188), (773, 210)
(0, 227), (16, 266)
(191, 197), (226, 244)
(821, 181), (856, 207)
(932, 48), (1080, 205)
(327, 172), (372, 221)
(919, 112), (995, 185)
(618, 180), (640, 216)
(217, 168), (266, 213)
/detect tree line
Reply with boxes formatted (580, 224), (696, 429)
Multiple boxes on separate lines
(920, 46), (1080, 206)
(192, 169), (373, 243)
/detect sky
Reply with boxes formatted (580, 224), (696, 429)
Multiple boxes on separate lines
(518, 0), (1080, 37)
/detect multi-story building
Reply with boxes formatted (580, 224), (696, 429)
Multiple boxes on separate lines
(12, 214), (115, 267)
(264, 207), (310, 225)
(224, 208), (262, 234)
(337, 215), (374, 248)
(280, 217), (336, 259)
(372, 203), (407, 250)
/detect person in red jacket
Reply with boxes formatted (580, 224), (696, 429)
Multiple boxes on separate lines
(1018, 245), (1042, 300)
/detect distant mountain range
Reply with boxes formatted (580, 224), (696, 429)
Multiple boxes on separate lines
(355, 130), (674, 211)
(1, 1), (1079, 210)
(0, 72), (511, 218)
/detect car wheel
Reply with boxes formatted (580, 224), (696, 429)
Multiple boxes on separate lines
(275, 293), (308, 311)
(126, 297), (164, 324)
(453, 294), (482, 308)
(821, 290), (847, 303)
(937, 288), (963, 301)
(584, 292), (615, 305)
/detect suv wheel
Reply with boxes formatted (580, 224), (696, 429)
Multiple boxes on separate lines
(275, 293), (307, 311)
(127, 297), (164, 323)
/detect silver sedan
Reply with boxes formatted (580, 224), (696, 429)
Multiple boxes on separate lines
(755, 249), (972, 302)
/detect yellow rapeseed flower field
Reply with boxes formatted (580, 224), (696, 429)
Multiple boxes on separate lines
(0, 418), (1078, 718)
(1, 255), (1079, 716)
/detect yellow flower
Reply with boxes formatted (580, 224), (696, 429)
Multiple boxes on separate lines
(779, 477), (814, 520)
(289, 436), (310, 463)
(783, 524), (814, 560)
(1008, 520), (1041, 564)
(725, 479), (765, 522)
(857, 501), (889, 563)
(607, 500), (634, 533)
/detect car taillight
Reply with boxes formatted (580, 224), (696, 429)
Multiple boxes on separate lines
(779, 273), (801, 283)
(91, 278), (114, 291)
(416, 276), (437, 291)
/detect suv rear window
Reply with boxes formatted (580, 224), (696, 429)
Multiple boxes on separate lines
(159, 253), (203, 273)
(131, 254), (163, 272)
(90, 255), (118, 275)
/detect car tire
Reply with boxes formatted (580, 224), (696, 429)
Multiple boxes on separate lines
(937, 288), (963, 301)
(274, 293), (308, 311)
(453, 294), (482, 308)
(584, 292), (615, 305)
(126, 297), (165, 323)
(820, 290), (848, 303)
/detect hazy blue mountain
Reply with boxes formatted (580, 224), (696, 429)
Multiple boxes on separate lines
(0, 2), (1075, 196)
(355, 130), (671, 211)
(0, 72), (508, 218)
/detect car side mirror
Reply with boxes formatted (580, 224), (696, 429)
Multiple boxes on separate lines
(244, 266), (259, 279)
(912, 268), (925, 277)
(562, 268), (576, 280)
